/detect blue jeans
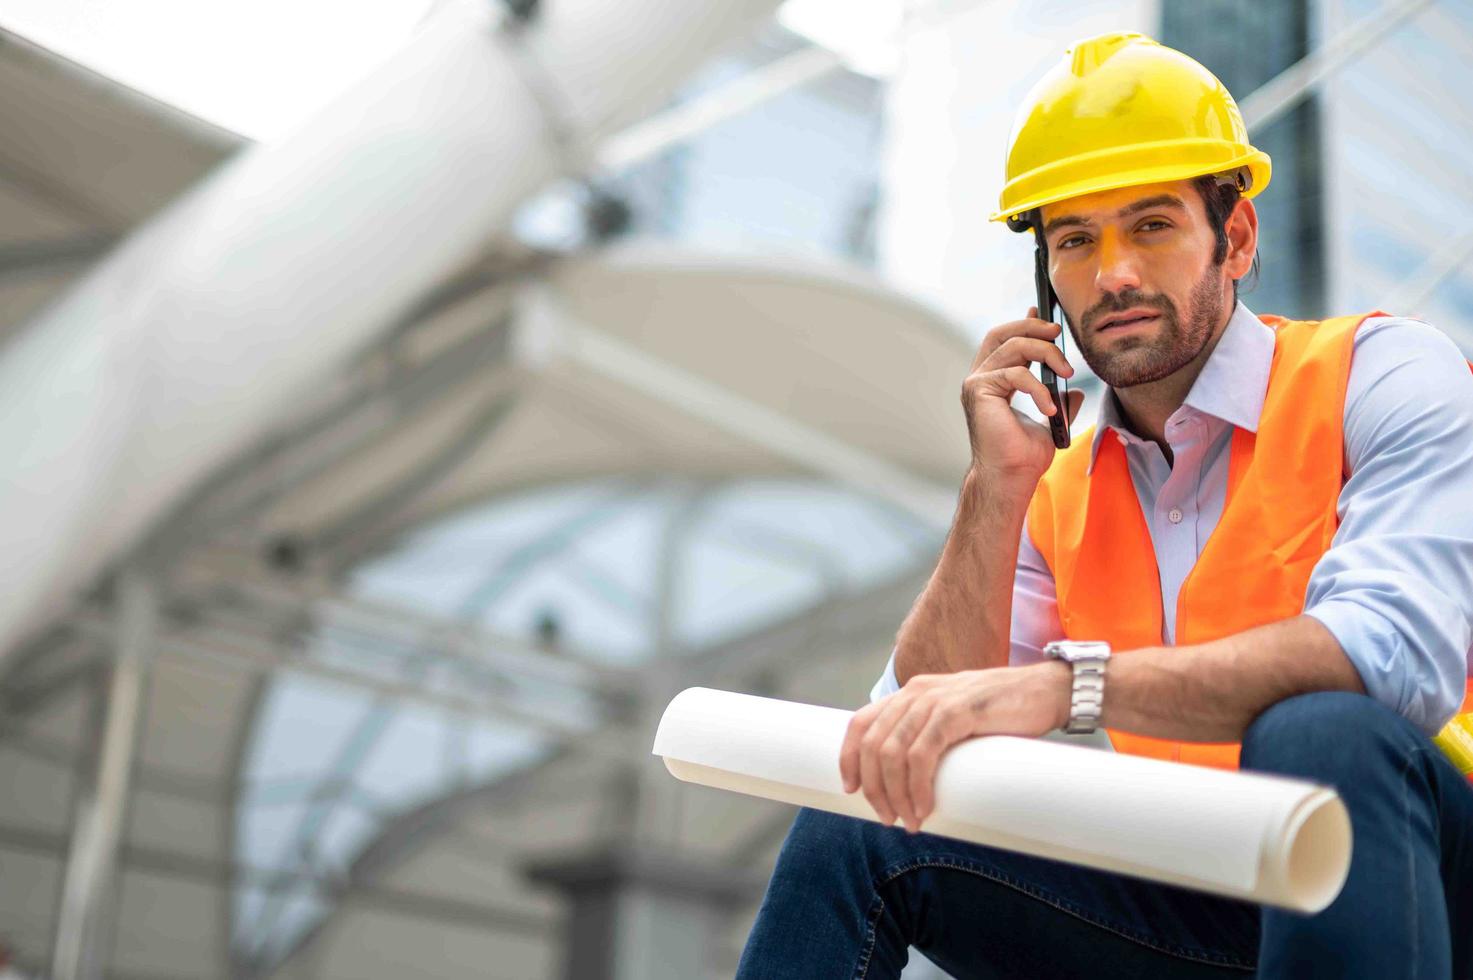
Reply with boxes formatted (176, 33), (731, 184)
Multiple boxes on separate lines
(737, 692), (1473, 979)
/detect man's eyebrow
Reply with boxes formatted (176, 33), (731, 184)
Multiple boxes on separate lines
(1042, 194), (1189, 236)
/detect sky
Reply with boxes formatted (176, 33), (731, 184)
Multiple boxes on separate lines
(0, 0), (904, 142)
(0, 0), (439, 141)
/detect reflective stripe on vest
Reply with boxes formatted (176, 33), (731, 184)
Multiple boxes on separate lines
(1026, 311), (1473, 771)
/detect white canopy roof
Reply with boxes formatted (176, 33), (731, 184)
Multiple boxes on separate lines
(0, 14), (970, 979)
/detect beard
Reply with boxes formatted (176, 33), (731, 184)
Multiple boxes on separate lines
(1063, 263), (1225, 389)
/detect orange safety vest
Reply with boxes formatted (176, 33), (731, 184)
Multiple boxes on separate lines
(1027, 312), (1473, 770)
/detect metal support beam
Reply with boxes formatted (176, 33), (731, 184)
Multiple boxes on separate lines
(0, 821), (549, 937)
(549, 308), (957, 526)
(597, 45), (844, 171)
(670, 562), (931, 689)
(69, 612), (618, 752)
(0, 237), (117, 281)
(594, 0), (994, 174)
(8, 727), (227, 806)
(0, 629), (101, 732)
(52, 568), (158, 980)
(159, 312), (521, 550)
(192, 572), (630, 693)
(1385, 226), (1473, 314)
(313, 385), (520, 560)
(1241, 0), (1435, 132)
(651, 484), (709, 661)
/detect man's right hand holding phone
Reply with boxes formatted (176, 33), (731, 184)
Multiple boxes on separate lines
(960, 306), (1084, 493)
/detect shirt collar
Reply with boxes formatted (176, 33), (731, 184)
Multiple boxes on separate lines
(1086, 301), (1275, 472)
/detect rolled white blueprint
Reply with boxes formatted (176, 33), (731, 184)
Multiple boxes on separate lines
(653, 688), (1352, 913)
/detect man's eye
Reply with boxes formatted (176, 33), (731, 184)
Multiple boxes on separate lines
(1139, 219), (1170, 232)
(1058, 235), (1089, 250)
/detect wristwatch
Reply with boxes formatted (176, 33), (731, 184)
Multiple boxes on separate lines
(1043, 640), (1111, 734)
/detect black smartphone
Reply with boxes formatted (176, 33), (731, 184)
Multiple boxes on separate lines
(1032, 242), (1071, 449)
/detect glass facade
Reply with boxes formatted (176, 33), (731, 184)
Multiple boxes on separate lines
(1162, 0), (1323, 320)
(233, 477), (932, 971)
(1321, 0), (1473, 351)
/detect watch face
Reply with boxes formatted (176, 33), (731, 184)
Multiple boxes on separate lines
(1046, 641), (1111, 662)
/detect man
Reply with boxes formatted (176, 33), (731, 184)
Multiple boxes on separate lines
(736, 32), (1473, 980)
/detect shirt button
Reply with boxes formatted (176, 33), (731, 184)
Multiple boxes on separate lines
(1168, 508), (1184, 524)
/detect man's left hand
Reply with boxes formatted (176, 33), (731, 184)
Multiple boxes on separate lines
(839, 662), (1072, 833)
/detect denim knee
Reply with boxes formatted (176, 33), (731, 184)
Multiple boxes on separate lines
(1239, 691), (1419, 784)
(778, 807), (923, 883)
(784, 807), (865, 855)
(780, 809), (878, 873)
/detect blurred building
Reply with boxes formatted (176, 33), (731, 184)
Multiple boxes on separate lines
(0, 2), (1468, 979)
(1317, 0), (1473, 339)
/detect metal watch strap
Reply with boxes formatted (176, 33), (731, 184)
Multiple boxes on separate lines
(1043, 641), (1109, 735)
(1063, 657), (1106, 734)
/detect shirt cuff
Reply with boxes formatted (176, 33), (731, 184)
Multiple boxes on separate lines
(1305, 599), (1464, 736)
(870, 650), (901, 703)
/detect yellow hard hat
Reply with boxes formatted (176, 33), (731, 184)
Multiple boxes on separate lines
(992, 32), (1271, 226)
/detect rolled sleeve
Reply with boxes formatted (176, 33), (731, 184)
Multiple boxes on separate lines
(1303, 318), (1473, 734)
(869, 652), (901, 702)
(869, 519), (1061, 702)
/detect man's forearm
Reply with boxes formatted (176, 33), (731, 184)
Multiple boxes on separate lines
(1102, 615), (1367, 742)
(894, 469), (1029, 684)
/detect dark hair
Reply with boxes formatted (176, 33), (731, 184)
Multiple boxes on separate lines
(1191, 174), (1259, 301)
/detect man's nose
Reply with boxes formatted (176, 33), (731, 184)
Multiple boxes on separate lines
(1094, 232), (1142, 295)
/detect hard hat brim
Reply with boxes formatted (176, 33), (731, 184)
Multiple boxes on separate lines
(991, 143), (1272, 226)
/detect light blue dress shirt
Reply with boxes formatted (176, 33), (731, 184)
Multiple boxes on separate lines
(873, 302), (1473, 736)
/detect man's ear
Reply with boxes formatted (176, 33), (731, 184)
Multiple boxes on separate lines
(1224, 198), (1258, 280)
